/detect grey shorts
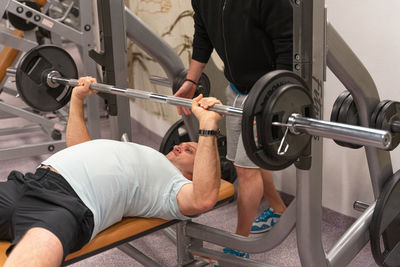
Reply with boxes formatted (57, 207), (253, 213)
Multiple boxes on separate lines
(225, 85), (258, 169)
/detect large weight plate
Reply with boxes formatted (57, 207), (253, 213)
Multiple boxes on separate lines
(260, 83), (312, 165)
(370, 169), (400, 267)
(242, 70), (310, 170)
(16, 45), (78, 112)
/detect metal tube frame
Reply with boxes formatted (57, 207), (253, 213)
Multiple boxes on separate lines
(0, 0), (102, 158)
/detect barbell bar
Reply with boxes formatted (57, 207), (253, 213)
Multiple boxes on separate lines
(6, 67), (391, 150)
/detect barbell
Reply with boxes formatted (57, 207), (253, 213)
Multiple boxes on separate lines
(7, 45), (393, 170)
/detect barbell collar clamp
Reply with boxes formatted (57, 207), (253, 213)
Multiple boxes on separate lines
(287, 113), (392, 150)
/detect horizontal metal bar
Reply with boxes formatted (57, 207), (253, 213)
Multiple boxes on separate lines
(288, 113), (391, 149)
(327, 202), (375, 267)
(353, 201), (369, 212)
(6, 68), (16, 76)
(188, 247), (276, 267)
(51, 75), (244, 117)
(0, 140), (66, 160)
(118, 243), (161, 267)
(149, 76), (171, 87)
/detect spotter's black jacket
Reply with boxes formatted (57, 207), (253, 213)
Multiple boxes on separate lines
(191, 0), (293, 93)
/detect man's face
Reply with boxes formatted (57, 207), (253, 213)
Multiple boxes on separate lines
(166, 142), (197, 180)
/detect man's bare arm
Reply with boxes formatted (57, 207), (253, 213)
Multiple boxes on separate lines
(177, 95), (222, 215)
(174, 59), (206, 115)
(65, 77), (97, 147)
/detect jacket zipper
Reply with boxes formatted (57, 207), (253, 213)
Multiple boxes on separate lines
(221, 0), (238, 86)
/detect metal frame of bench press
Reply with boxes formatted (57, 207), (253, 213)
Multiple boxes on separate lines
(0, 0), (101, 159)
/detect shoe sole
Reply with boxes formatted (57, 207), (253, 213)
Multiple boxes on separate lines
(250, 226), (272, 234)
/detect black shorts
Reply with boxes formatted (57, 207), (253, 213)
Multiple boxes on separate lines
(0, 168), (94, 258)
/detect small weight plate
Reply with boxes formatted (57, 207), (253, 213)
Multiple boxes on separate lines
(242, 70), (309, 170)
(334, 93), (362, 149)
(330, 91), (351, 123)
(370, 169), (400, 267)
(375, 101), (400, 150)
(371, 100), (391, 129)
(259, 83), (312, 165)
(172, 69), (210, 97)
(16, 45), (78, 112)
(7, 1), (41, 31)
(376, 101), (395, 130)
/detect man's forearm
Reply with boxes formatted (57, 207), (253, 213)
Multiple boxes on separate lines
(187, 59), (207, 83)
(191, 120), (221, 208)
(65, 96), (91, 147)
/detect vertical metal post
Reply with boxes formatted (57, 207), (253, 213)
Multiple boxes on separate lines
(326, 24), (393, 198)
(176, 221), (196, 266)
(79, 0), (101, 139)
(94, 0), (132, 140)
(293, 0), (327, 266)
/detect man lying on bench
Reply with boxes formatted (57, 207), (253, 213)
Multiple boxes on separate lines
(0, 77), (223, 267)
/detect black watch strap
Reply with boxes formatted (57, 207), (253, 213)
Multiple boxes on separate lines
(198, 129), (220, 136)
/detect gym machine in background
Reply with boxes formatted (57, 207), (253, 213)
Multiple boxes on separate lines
(0, 0), (101, 160)
(0, 0), (210, 159)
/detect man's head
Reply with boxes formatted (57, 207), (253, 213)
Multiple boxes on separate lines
(166, 142), (197, 180)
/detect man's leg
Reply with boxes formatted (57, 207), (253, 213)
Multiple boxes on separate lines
(260, 169), (286, 214)
(0, 179), (23, 240)
(4, 227), (63, 267)
(235, 167), (263, 236)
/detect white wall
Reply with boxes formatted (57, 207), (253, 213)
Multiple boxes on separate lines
(275, 0), (400, 218)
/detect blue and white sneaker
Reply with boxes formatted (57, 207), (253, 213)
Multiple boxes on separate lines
(250, 208), (281, 234)
(222, 247), (249, 259)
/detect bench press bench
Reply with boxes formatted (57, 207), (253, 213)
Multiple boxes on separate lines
(0, 179), (235, 266)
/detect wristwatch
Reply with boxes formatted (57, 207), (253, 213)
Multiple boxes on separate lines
(198, 129), (220, 136)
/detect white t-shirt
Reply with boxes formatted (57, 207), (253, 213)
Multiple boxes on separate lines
(42, 139), (192, 239)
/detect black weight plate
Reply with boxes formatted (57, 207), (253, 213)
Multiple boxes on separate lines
(370, 169), (400, 267)
(242, 70), (309, 170)
(375, 101), (400, 151)
(260, 83), (312, 164)
(335, 93), (362, 149)
(376, 101), (394, 130)
(330, 91), (351, 123)
(159, 119), (190, 155)
(372, 100), (391, 129)
(7, 1), (41, 31)
(159, 119), (237, 183)
(16, 45), (78, 112)
(172, 69), (210, 97)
